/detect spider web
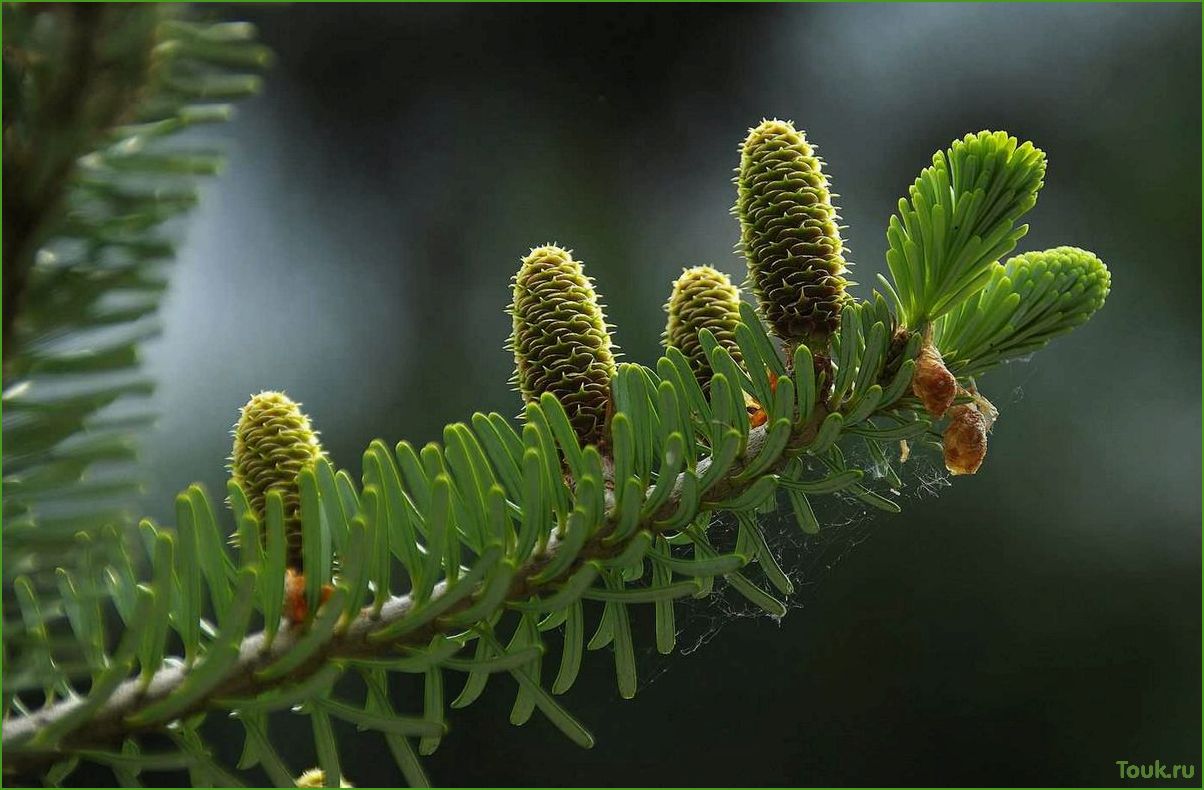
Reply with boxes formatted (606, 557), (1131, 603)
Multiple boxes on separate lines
(635, 439), (954, 691)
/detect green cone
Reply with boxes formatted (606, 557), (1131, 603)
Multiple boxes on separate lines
(736, 119), (848, 348)
(663, 265), (743, 389)
(230, 391), (324, 568)
(509, 245), (617, 448)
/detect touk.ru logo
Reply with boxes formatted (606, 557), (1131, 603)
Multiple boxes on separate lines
(1116, 760), (1196, 781)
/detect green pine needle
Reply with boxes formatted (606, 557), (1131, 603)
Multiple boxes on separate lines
(882, 130), (1047, 326)
(935, 246), (1111, 376)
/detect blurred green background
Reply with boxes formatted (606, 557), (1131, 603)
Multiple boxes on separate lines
(134, 4), (1199, 786)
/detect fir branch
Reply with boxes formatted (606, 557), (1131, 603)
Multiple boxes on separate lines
(2, 98), (1110, 787)
(0, 375), (843, 773)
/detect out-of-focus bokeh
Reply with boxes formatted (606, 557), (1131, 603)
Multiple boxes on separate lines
(137, 4), (1200, 786)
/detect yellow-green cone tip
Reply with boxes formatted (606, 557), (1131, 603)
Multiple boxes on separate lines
(509, 244), (617, 448)
(230, 391), (323, 568)
(296, 768), (354, 788)
(663, 265), (743, 389)
(736, 119), (849, 348)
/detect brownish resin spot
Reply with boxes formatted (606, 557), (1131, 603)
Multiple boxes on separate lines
(284, 568), (334, 624)
(746, 370), (779, 428)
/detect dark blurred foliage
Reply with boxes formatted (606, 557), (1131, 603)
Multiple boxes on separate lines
(124, 4), (1199, 786)
(2, 5), (271, 716)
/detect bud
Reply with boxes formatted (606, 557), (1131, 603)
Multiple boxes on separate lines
(912, 343), (957, 417)
(509, 245), (617, 448)
(663, 265), (743, 388)
(935, 246), (1110, 376)
(736, 119), (848, 348)
(1004, 246), (1110, 345)
(942, 403), (989, 476)
(230, 391), (323, 569)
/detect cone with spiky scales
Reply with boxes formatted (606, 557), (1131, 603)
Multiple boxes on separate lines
(663, 265), (743, 389)
(508, 244), (617, 448)
(230, 391), (324, 569)
(736, 119), (849, 350)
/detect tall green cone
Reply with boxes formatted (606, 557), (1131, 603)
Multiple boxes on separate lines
(230, 391), (324, 568)
(663, 265), (743, 388)
(935, 246), (1110, 376)
(509, 244), (617, 448)
(736, 119), (848, 349)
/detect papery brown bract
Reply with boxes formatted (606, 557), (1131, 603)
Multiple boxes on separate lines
(942, 403), (989, 475)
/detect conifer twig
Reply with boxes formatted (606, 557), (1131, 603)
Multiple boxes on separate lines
(2, 400), (830, 774)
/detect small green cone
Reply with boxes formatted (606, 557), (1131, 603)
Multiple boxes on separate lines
(663, 265), (743, 389)
(230, 391), (324, 568)
(508, 244), (617, 448)
(736, 119), (849, 349)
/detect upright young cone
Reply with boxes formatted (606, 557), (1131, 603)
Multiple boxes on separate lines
(663, 265), (743, 388)
(736, 119), (848, 348)
(509, 245), (617, 448)
(230, 391), (324, 568)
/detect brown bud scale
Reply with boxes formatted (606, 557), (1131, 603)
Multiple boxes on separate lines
(912, 343), (957, 417)
(943, 404), (989, 476)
